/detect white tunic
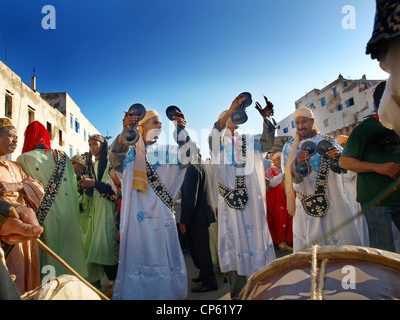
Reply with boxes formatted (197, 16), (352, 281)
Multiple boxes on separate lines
(378, 37), (400, 136)
(210, 128), (276, 277)
(110, 142), (187, 300)
(341, 170), (369, 247)
(282, 135), (362, 252)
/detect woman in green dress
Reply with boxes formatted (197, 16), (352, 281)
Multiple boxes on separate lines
(17, 121), (88, 280)
(78, 134), (119, 286)
(71, 153), (103, 285)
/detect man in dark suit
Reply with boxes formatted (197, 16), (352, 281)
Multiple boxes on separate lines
(180, 144), (218, 293)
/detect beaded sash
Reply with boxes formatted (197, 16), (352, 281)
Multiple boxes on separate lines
(296, 135), (333, 218)
(218, 135), (249, 210)
(36, 150), (67, 225)
(145, 155), (175, 213)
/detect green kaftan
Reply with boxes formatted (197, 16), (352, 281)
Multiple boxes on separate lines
(85, 160), (119, 266)
(17, 149), (88, 279)
(78, 190), (104, 283)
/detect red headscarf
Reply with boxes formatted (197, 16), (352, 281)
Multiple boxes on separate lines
(22, 121), (56, 163)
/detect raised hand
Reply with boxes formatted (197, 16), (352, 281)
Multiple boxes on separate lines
(255, 96), (274, 118)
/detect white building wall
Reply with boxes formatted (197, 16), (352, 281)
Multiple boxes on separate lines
(0, 60), (99, 160)
(41, 92), (100, 158)
(276, 113), (296, 137)
(276, 75), (383, 139)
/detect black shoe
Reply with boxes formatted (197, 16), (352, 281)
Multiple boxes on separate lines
(191, 284), (218, 293)
(191, 276), (204, 283)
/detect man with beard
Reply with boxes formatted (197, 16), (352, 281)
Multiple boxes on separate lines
(282, 108), (362, 252)
(208, 94), (276, 299)
(109, 107), (192, 300)
(0, 117), (44, 294)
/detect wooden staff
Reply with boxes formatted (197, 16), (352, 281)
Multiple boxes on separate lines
(304, 176), (400, 251)
(9, 207), (110, 301)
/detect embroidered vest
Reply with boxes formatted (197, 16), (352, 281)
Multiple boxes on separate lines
(296, 135), (333, 218)
(218, 135), (249, 210)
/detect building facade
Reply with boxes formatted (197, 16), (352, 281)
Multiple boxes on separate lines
(276, 74), (384, 139)
(0, 60), (99, 160)
(41, 92), (100, 158)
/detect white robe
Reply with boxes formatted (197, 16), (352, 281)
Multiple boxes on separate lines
(110, 141), (187, 300)
(341, 171), (369, 247)
(210, 129), (276, 277)
(378, 37), (400, 136)
(282, 135), (362, 252)
(341, 171), (400, 252)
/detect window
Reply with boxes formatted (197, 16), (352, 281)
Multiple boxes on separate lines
(46, 122), (52, 139)
(277, 125), (281, 130)
(346, 98), (355, 107)
(283, 128), (289, 134)
(336, 104), (343, 111)
(5, 94), (12, 118)
(69, 146), (73, 158)
(309, 103), (315, 109)
(84, 129), (87, 141)
(324, 119), (329, 127)
(28, 106), (35, 123)
(320, 97), (326, 107)
(333, 87), (338, 97)
(59, 130), (63, 146)
(291, 121), (296, 129)
(343, 81), (348, 88)
(70, 114), (73, 129)
(75, 119), (80, 133)
(295, 104), (299, 110)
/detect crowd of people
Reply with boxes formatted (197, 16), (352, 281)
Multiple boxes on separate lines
(0, 0), (399, 300)
(0, 83), (398, 301)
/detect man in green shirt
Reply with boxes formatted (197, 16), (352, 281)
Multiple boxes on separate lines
(340, 81), (400, 252)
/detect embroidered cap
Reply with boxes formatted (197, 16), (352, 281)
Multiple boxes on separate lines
(88, 134), (105, 143)
(0, 117), (15, 129)
(71, 154), (87, 167)
(138, 110), (161, 127)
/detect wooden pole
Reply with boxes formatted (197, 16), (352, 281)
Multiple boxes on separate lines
(9, 207), (110, 301)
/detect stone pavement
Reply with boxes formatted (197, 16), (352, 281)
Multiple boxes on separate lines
(184, 245), (292, 300)
(99, 245), (292, 300)
(184, 251), (230, 300)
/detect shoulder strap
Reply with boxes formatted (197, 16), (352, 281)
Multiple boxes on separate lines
(217, 135), (249, 210)
(36, 150), (67, 226)
(145, 155), (175, 214)
(314, 135), (333, 195)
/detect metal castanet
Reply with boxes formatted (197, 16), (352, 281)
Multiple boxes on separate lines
(231, 92), (252, 124)
(166, 105), (190, 146)
(121, 103), (146, 145)
(296, 141), (317, 177)
(316, 140), (343, 173)
(316, 140), (333, 157)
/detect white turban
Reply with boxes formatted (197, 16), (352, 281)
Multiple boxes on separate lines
(284, 107), (319, 216)
(294, 107), (315, 120)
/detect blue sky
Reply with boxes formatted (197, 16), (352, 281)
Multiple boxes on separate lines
(0, 0), (388, 156)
